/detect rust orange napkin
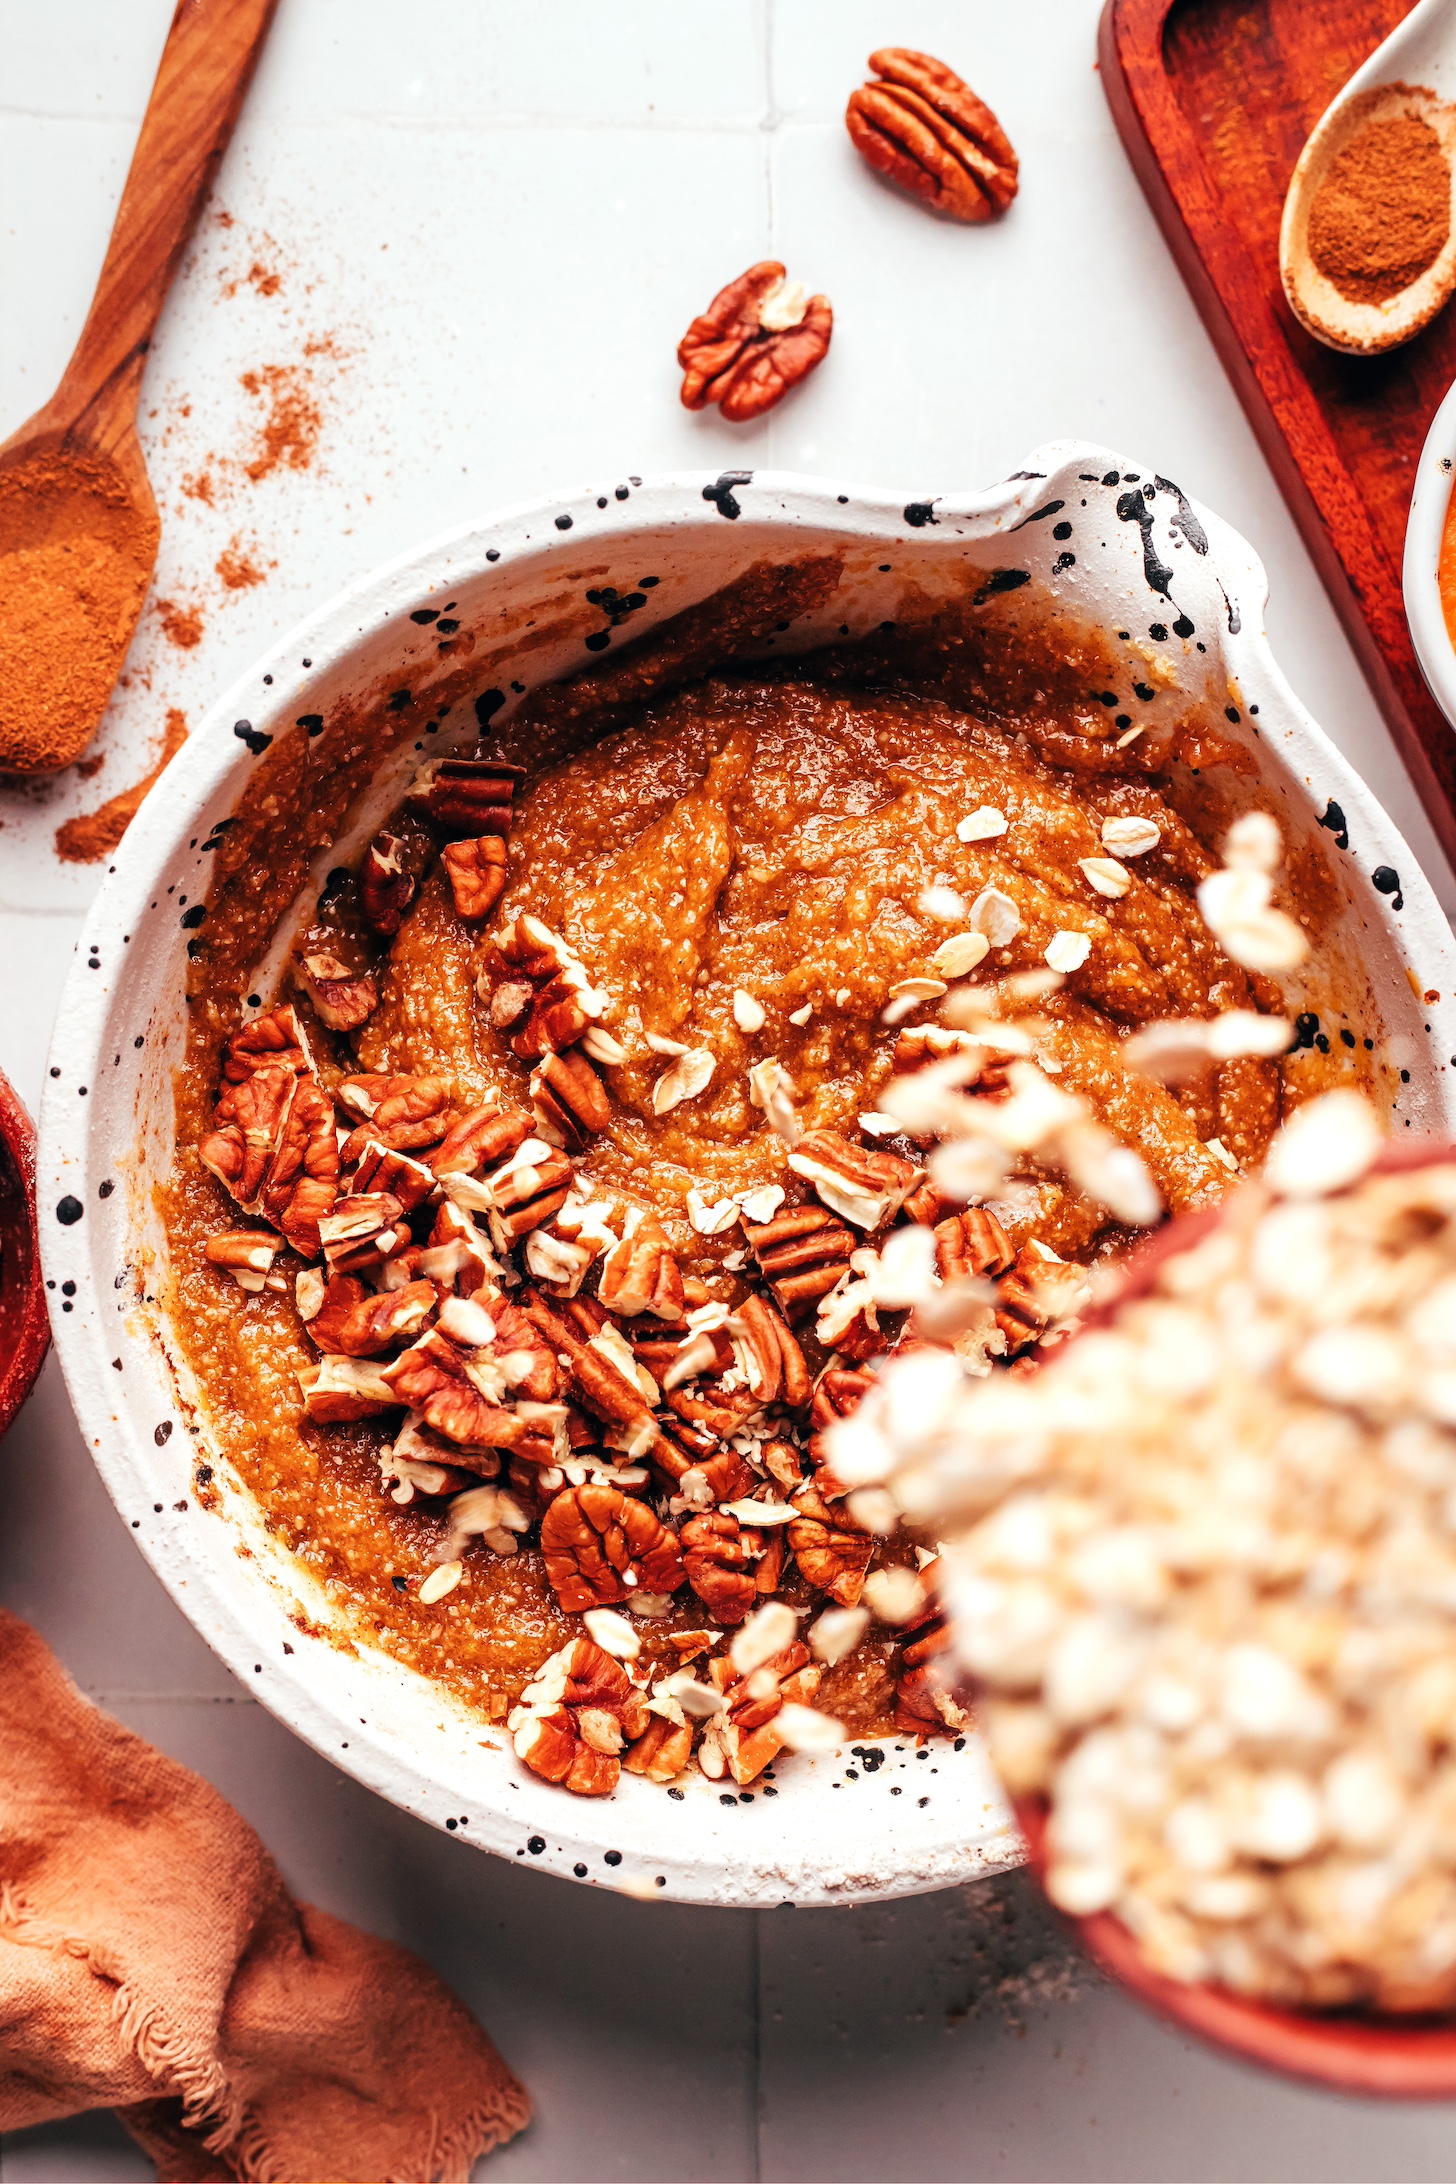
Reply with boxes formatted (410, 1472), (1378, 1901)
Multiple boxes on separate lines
(0, 1609), (528, 2181)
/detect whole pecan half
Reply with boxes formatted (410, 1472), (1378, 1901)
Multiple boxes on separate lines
(789, 1483), (874, 1607)
(539, 1483), (685, 1612)
(442, 835), (508, 924)
(529, 1051), (611, 1151)
(319, 1191), (408, 1274)
(522, 1291), (657, 1436)
(482, 1141), (575, 1249)
(678, 260), (833, 422)
(411, 755), (524, 838)
(344, 1136), (437, 1212)
(310, 1274), (436, 1357)
(742, 1203), (856, 1318)
(788, 1128), (920, 1232)
(934, 1206), (1014, 1281)
(731, 1292), (812, 1408)
(681, 1512), (758, 1626)
(259, 1077), (340, 1257)
(510, 1637), (652, 1798)
(294, 952), (378, 1033)
(481, 915), (607, 1060)
(421, 1201), (498, 1298)
(359, 830), (417, 936)
(219, 1004), (313, 1087)
(200, 1064), (296, 1211)
(652, 1416), (755, 1509)
(431, 1101), (534, 1181)
(598, 1212), (685, 1322)
(203, 1229), (287, 1293)
(846, 49), (1018, 224)
(337, 1072), (458, 1157)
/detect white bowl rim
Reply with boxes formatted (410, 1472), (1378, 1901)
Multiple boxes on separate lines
(1405, 380), (1456, 737)
(38, 442), (1456, 1906)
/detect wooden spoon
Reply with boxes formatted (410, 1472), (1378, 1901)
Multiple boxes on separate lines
(0, 0), (279, 775)
(1280, 0), (1456, 356)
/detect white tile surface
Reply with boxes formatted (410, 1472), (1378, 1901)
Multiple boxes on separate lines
(5, 3), (1456, 2177)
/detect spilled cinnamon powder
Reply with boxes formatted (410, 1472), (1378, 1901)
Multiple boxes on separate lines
(215, 538), (265, 590)
(155, 598), (205, 649)
(55, 707), (188, 863)
(240, 362), (323, 482)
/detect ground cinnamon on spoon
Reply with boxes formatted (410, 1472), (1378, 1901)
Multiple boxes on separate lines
(1307, 105), (1450, 306)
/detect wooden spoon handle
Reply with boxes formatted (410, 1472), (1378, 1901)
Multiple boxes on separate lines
(53, 0), (279, 447)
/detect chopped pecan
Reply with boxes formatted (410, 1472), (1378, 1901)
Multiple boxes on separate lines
(624, 1710), (695, 1784)
(359, 830), (417, 937)
(510, 1637), (652, 1797)
(412, 755), (524, 838)
(294, 952), (378, 1033)
(481, 915), (607, 1059)
(789, 1484), (874, 1607)
(203, 1230), (286, 1292)
(540, 1484), (685, 1612)
(598, 1212), (686, 1322)
(788, 1128), (920, 1232)
(310, 1275), (436, 1357)
(743, 1203), (856, 1318)
(678, 260), (833, 422)
(200, 1064), (295, 1211)
(652, 1417), (755, 1509)
(730, 1292), (812, 1408)
(895, 1660), (971, 1740)
(421, 1200), (498, 1297)
(481, 1141), (574, 1249)
(994, 1243), (1092, 1355)
(901, 1177), (955, 1226)
(662, 1382), (759, 1443)
(808, 1366), (876, 1482)
(892, 1025), (980, 1075)
(298, 1355), (399, 1423)
(338, 1073), (458, 1159)
(711, 1642), (823, 1784)
(220, 1004), (313, 1086)
(846, 48), (1018, 224)
(442, 835), (508, 923)
(752, 1527), (787, 1594)
(522, 1292), (658, 1437)
(761, 1438), (807, 1494)
(381, 1328), (555, 1456)
(431, 1101), (534, 1180)
(682, 1512), (758, 1626)
(529, 1051), (611, 1151)
(934, 1207), (1014, 1281)
(385, 1412), (497, 1498)
(319, 1191), (407, 1273)
(523, 1196), (616, 1298)
(344, 1135), (437, 1212)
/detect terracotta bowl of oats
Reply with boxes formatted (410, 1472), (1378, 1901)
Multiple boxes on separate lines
(35, 444), (1456, 1905)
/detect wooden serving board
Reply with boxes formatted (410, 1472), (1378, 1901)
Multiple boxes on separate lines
(1100, 0), (1456, 873)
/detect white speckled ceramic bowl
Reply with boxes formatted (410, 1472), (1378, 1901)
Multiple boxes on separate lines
(39, 442), (1456, 1905)
(1406, 378), (1456, 735)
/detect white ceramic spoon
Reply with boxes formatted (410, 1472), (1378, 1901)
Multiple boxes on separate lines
(1280, 0), (1456, 354)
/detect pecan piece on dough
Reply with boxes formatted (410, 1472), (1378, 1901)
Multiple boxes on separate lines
(483, 1141), (575, 1248)
(442, 835), (508, 924)
(529, 1050), (611, 1151)
(431, 1101), (534, 1181)
(788, 1128), (920, 1232)
(421, 1200), (498, 1298)
(846, 48), (1018, 224)
(309, 1275), (436, 1357)
(678, 260), (833, 422)
(411, 755), (524, 838)
(294, 952), (378, 1033)
(540, 1483), (685, 1613)
(788, 1484), (874, 1607)
(319, 1191), (407, 1273)
(994, 1243), (1092, 1356)
(681, 1512), (759, 1627)
(652, 1416), (755, 1511)
(510, 1637), (652, 1798)
(624, 1709), (695, 1785)
(381, 1328), (555, 1458)
(934, 1206), (1014, 1281)
(521, 1291), (658, 1439)
(338, 1073), (458, 1158)
(260, 1076), (340, 1258)
(344, 1136), (437, 1213)
(203, 1229), (286, 1292)
(298, 1355), (399, 1424)
(731, 1291), (812, 1409)
(743, 1203), (856, 1319)
(480, 914), (608, 1060)
(894, 1659), (971, 1741)
(598, 1211), (686, 1322)
(359, 830), (417, 937)
(200, 1064), (296, 1212)
(808, 1365), (876, 1485)
(219, 1004), (314, 1087)
(706, 1642), (824, 1785)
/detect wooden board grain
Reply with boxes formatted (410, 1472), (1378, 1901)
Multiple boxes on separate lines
(1100, 0), (1456, 873)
